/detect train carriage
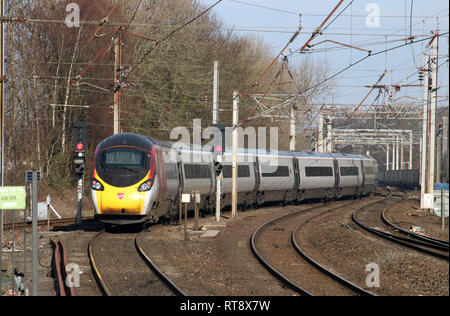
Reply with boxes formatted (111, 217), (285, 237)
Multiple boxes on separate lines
(91, 133), (379, 226)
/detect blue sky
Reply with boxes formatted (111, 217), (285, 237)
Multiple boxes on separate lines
(199, 0), (449, 110)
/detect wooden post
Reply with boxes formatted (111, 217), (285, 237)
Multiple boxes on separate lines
(193, 191), (200, 231)
(184, 203), (188, 241)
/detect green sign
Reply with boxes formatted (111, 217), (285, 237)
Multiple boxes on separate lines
(0, 187), (26, 210)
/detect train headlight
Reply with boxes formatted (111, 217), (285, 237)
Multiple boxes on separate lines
(91, 179), (104, 191)
(138, 180), (153, 192)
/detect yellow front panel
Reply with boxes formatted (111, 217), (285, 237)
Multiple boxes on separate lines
(100, 190), (144, 215)
(94, 171), (148, 215)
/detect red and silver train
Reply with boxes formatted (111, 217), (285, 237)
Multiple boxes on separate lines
(91, 133), (378, 226)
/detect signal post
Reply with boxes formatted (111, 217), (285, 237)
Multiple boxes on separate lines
(73, 121), (88, 225)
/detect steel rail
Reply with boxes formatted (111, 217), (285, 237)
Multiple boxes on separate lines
(353, 203), (449, 261)
(3, 217), (94, 231)
(250, 205), (316, 296)
(290, 199), (388, 297)
(88, 227), (186, 296)
(250, 198), (383, 296)
(381, 205), (449, 248)
(50, 239), (75, 296)
(135, 228), (187, 296)
(88, 231), (112, 296)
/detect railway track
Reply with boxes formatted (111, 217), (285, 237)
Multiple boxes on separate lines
(88, 226), (186, 296)
(50, 239), (75, 296)
(352, 199), (449, 261)
(382, 205), (449, 248)
(250, 197), (383, 296)
(3, 217), (95, 231)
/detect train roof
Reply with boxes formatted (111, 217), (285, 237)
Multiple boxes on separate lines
(97, 134), (373, 161)
(225, 148), (371, 160)
(97, 133), (154, 150)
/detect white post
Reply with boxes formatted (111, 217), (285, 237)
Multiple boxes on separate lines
(113, 36), (120, 135)
(231, 91), (239, 219)
(215, 153), (222, 222)
(395, 136), (399, 170)
(419, 137), (423, 185)
(213, 61), (220, 125)
(386, 143), (390, 171)
(409, 131), (413, 169)
(327, 117), (333, 153)
(289, 105), (296, 151)
(318, 115), (324, 153)
(400, 138), (404, 170)
(391, 143), (395, 171)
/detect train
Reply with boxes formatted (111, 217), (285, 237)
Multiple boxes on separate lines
(90, 133), (379, 226)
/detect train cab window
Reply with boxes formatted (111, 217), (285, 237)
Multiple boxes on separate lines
(305, 167), (333, 177)
(340, 167), (359, 176)
(262, 166), (290, 177)
(184, 164), (211, 179)
(98, 148), (149, 188)
(102, 148), (146, 169)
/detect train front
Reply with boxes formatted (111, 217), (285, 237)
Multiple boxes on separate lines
(90, 134), (158, 225)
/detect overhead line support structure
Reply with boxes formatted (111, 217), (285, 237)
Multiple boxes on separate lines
(421, 32), (440, 211)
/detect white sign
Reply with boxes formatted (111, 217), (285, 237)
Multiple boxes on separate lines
(422, 193), (434, 209)
(38, 202), (48, 220)
(182, 194), (191, 204)
(434, 191), (449, 218)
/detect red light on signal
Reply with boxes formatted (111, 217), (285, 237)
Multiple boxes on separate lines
(216, 145), (222, 153)
(76, 142), (84, 151)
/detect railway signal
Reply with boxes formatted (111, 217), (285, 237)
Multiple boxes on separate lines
(73, 121), (88, 153)
(74, 156), (86, 176)
(214, 161), (223, 178)
(212, 124), (226, 154)
(73, 121), (88, 226)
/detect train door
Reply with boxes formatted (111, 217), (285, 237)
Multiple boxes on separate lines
(177, 158), (184, 194)
(253, 156), (261, 192)
(360, 159), (366, 187)
(293, 157), (300, 191)
(333, 158), (340, 192)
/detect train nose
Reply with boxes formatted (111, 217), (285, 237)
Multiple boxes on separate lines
(100, 190), (144, 215)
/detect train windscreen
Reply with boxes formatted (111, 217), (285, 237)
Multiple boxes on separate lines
(97, 148), (150, 187)
(102, 149), (145, 169)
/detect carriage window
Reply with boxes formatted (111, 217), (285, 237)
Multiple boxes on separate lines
(262, 166), (290, 177)
(184, 164), (211, 179)
(305, 167), (333, 177)
(340, 167), (359, 176)
(223, 165), (251, 178)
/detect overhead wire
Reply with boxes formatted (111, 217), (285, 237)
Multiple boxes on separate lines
(222, 0), (445, 19)
(240, 32), (449, 125)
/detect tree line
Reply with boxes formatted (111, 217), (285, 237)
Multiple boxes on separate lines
(4, 0), (332, 190)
